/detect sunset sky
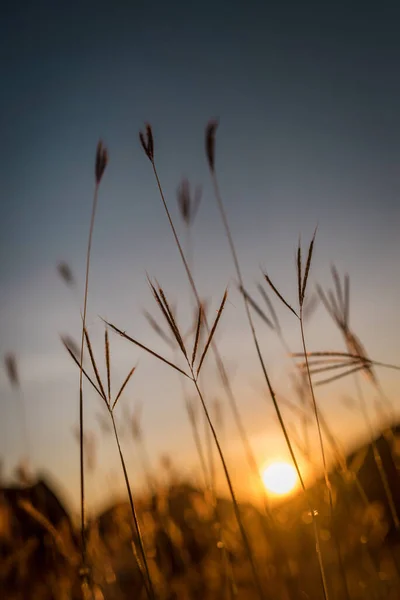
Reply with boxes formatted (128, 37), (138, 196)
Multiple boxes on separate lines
(1, 1), (399, 513)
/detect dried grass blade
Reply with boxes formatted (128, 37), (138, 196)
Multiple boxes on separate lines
(197, 289), (227, 376)
(301, 231), (316, 305)
(157, 286), (187, 358)
(345, 332), (376, 384)
(257, 284), (281, 331)
(84, 328), (107, 401)
(148, 280), (176, 334)
(308, 361), (360, 376)
(106, 321), (190, 378)
(62, 336), (80, 360)
(239, 286), (274, 329)
(344, 274), (350, 327)
(105, 328), (111, 404)
(297, 242), (302, 306)
(191, 304), (203, 367)
(315, 364), (367, 386)
(62, 337), (107, 403)
(263, 273), (299, 318)
(149, 279), (186, 357)
(292, 350), (370, 359)
(299, 357), (364, 367)
(112, 366), (137, 410)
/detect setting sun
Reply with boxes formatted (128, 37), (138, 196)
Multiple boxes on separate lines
(262, 462), (298, 496)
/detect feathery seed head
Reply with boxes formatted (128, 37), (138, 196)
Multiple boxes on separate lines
(139, 123), (154, 161)
(95, 140), (108, 183)
(205, 120), (219, 171)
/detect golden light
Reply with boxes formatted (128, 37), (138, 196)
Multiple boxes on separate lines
(262, 462), (298, 496)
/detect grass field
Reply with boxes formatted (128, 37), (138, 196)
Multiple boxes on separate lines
(1, 122), (400, 600)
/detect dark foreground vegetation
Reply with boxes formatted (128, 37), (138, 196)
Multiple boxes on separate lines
(1, 424), (400, 600)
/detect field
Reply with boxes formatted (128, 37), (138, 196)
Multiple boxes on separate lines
(1, 123), (400, 600)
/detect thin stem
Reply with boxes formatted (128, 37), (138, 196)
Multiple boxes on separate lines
(152, 163), (197, 296)
(280, 332), (311, 457)
(78, 182), (99, 568)
(150, 160), (276, 534)
(299, 312), (329, 491)
(300, 309), (350, 600)
(191, 375), (266, 600)
(190, 403), (210, 488)
(110, 411), (155, 599)
(149, 157), (303, 598)
(209, 170), (329, 599)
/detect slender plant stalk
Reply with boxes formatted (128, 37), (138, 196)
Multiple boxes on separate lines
(67, 324), (156, 598)
(77, 141), (107, 573)
(249, 288), (373, 509)
(206, 124), (329, 600)
(144, 128), (273, 520)
(198, 374), (238, 596)
(190, 376), (265, 599)
(107, 291), (266, 599)
(78, 182), (99, 567)
(110, 410), (155, 599)
(247, 286), (387, 588)
(178, 209), (238, 595)
(138, 125), (295, 597)
(299, 308), (350, 600)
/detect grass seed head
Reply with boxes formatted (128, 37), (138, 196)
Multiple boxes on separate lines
(139, 123), (154, 161)
(205, 120), (218, 171)
(95, 140), (108, 184)
(177, 179), (202, 227)
(4, 353), (19, 388)
(57, 262), (75, 286)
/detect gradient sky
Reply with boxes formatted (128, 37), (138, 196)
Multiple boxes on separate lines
(1, 1), (399, 514)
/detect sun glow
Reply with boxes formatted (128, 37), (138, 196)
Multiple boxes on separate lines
(262, 462), (298, 496)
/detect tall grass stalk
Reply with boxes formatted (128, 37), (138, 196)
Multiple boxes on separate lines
(245, 286), (373, 509)
(77, 142), (107, 574)
(109, 410), (155, 599)
(107, 283), (266, 600)
(64, 329), (156, 598)
(206, 121), (330, 600)
(139, 124), (279, 545)
(297, 236), (350, 600)
(139, 123), (305, 599)
(247, 284), (388, 585)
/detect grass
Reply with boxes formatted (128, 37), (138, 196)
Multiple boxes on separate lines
(2, 122), (400, 600)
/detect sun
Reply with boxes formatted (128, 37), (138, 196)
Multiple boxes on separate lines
(262, 462), (298, 496)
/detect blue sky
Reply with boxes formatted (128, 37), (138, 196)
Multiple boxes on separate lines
(1, 1), (399, 512)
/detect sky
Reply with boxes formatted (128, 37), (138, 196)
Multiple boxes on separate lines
(1, 1), (399, 513)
